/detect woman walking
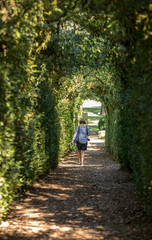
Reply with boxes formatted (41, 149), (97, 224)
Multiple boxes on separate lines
(72, 118), (90, 166)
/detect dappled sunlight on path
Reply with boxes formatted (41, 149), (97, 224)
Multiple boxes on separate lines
(0, 135), (152, 240)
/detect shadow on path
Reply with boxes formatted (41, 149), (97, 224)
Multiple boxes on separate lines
(0, 136), (152, 240)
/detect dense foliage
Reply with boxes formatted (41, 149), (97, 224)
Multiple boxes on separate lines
(0, 0), (152, 219)
(98, 117), (106, 131)
(0, 0), (82, 219)
(78, 0), (152, 214)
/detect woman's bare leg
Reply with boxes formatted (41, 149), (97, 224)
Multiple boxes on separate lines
(81, 150), (85, 166)
(77, 150), (81, 164)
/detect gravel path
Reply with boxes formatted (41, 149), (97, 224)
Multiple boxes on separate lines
(0, 135), (152, 240)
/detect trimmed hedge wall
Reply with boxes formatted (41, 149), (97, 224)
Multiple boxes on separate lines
(0, 1), (81, 220)
(78, 0), (152, 214)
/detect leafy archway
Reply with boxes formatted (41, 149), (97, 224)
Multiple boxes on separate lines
(0, 0), (151, 218)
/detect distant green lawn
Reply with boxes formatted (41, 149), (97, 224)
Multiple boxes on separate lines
(83, 107), (101, 115)
(83, 106), (101, 133)
(87, 116), (101, 120)
(88, 125), (99, 132)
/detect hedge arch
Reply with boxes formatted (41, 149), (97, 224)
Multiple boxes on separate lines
(0, 0), (151, 218)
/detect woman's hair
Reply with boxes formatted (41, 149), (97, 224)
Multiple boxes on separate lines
(79, 118), (86, 124)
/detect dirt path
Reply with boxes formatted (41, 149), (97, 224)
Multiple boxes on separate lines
(0, 135), (152, 240)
